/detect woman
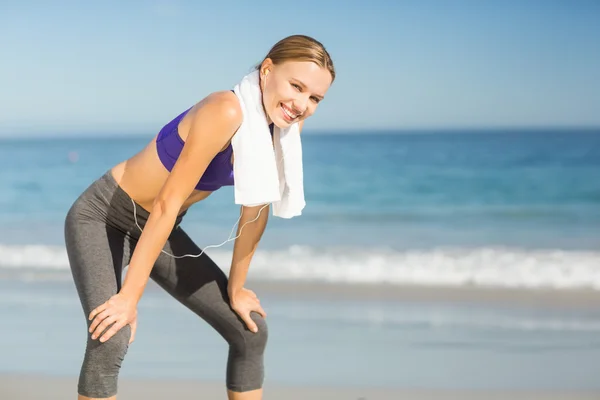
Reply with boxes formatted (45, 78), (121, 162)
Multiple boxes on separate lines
(64, 34), (335, 400)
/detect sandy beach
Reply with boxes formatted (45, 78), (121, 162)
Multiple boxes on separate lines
(2, 374), (600, 400)
(3, 278), (600, 396)
(3, 277), (600, 396)
(243, 280), (600, 309)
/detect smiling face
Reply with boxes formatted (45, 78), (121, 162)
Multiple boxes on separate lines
(259, 59), (333, 128)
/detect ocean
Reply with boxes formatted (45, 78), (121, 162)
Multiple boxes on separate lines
(1, 129), (600, 390)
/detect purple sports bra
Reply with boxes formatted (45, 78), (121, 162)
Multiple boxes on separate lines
(156, 97), (273, 191)
(156, 106), (234, 191)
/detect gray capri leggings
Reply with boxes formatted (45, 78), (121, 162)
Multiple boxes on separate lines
(64, 171), (268, 398)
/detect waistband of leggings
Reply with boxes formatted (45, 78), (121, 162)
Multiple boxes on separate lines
(84, 170), (186, 232)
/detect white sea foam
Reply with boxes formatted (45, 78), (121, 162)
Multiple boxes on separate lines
(1, 243), (600, 290)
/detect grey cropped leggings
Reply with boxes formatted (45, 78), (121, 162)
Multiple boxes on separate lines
(64, 171), (267, 398)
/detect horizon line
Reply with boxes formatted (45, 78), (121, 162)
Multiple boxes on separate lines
(1, 125), (599, 140)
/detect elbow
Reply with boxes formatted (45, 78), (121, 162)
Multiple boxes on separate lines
(242, 203), (270, 221)
(151, 196), (180, 219)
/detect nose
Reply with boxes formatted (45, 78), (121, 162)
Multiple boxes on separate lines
(293, 94), (309, 115)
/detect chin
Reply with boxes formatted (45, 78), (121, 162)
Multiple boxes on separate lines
(275, 119), (293, 129)
(268, 115), (289, 129)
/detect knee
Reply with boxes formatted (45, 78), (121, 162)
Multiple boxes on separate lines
(86, 325), (131, 366)
(230, 312), (268, 354)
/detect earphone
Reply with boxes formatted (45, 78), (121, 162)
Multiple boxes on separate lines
(131, 199), (271, 259)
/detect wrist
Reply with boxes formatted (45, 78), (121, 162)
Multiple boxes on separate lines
(228, 285), (242, 300)
(119, 286), (142, 305)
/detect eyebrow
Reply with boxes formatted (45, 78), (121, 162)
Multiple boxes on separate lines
(292, 78), (325, 100)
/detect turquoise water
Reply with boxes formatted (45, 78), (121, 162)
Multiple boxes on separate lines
(1, 130), (599, 288)
(1, 129), (600, 389)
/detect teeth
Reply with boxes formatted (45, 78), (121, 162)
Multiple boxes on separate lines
(281, 104), (298, 119)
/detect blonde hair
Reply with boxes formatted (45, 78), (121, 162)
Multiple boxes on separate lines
(256, 34), (335, 82)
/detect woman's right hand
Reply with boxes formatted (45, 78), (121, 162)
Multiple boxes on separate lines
(88, 292), (138, 343)
(229, 287), (267, 333)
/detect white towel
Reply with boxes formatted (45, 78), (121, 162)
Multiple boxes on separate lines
(231, 70), (306, 218)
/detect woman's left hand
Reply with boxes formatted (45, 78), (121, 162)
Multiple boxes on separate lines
(88, 292), (138, 343)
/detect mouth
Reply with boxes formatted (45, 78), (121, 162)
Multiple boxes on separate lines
(280, 103), (300, 122)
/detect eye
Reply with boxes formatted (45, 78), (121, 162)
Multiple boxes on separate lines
(291, 83), (302, 91)
(310, 96), (321, 104)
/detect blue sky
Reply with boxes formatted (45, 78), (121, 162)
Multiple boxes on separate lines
(1, 0), (599, 136)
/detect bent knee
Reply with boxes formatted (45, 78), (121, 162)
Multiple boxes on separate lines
(84, 324), (131, 365)
(250, 312), (268, 344)
(230, 312), (268, 353)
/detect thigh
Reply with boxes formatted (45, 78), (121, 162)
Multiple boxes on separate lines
(65, 207), (133, 321)
(149, 227), (250, 340)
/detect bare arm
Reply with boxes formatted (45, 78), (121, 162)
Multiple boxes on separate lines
(227, 204), (270, 297)
(120, 92), (242, 303)
(227, 119), (305, 296)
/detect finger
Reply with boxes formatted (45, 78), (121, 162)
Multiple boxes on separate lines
(88, 302), (108, 321)
(255, 304), (267, 319)
(92, 315), (117, 339)
(100, 320), (127, 343)
(90, 313), (111, 336)
(129, 321), (137, 345)
(89, 310), (110, 333)
(242, 312), (258, 333)
(91, 315), (116, 339)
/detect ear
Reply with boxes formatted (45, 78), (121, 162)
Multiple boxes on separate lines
(260, 58), (274, 77)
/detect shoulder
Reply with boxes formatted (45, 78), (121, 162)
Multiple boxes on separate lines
(178, 91), (243, 145)
(195, 90), (242, 127)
